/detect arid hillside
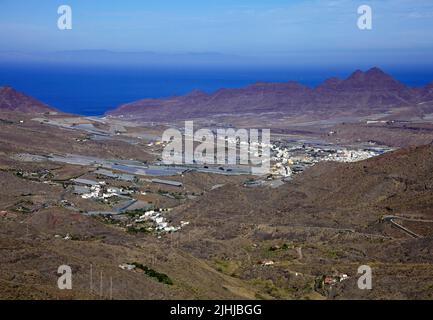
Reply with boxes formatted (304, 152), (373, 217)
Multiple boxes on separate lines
(0, 86), (56, 114)
(1, 137), (432, 299)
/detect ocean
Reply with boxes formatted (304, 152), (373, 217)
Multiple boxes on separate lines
(1, 64), (433, 116)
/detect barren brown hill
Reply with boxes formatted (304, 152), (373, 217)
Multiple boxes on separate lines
(161, 144), (433, 299)
(107, 67), (433, 121)
(169, 144), (433, 236)
(0, 86), (56, 114)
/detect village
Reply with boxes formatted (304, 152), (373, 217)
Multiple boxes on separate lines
(70, 172), (191, 235)
(269, 140), (392, 178)
(12, 136), (392, 238)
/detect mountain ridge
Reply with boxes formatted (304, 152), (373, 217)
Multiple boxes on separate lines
(0, 86), (56, 114)
(107, 67), (433, 121)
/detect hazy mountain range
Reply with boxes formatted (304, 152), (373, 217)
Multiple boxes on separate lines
(107, 67), (433, 121)
(0, 50), (252, 67)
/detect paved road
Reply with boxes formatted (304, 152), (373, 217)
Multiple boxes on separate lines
(382, 215), (433, 238)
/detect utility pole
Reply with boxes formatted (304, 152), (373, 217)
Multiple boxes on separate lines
(110, 276), (113, 300)
(90, 264), (93, 294)
(100, 270), (103, 298)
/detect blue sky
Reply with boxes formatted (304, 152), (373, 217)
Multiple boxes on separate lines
(1, 0), (433, 66)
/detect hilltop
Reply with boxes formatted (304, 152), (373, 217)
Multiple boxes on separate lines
(0, 86), (56, 114)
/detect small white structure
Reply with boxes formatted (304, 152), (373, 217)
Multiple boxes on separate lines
(119, 264), (136, 271)
(262, 260), (275, 266)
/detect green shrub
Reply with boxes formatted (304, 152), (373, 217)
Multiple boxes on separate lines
(130, 262), (173, 285)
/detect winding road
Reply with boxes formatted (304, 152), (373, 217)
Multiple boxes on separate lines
(382, 215), (433, 238)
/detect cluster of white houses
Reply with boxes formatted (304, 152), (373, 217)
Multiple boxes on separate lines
(72, 178), (133, 201)
(133, 209), (190, 233)
(270, 141), (390, 177)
